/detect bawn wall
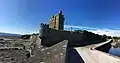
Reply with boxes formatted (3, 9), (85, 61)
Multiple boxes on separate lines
(39, 23), (102, 47)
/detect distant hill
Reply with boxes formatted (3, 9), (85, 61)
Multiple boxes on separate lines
(0, 32), (21, 37)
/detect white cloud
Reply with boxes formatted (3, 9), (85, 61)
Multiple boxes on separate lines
(0, 27), (38, 35)
(64, 25), (120, 37)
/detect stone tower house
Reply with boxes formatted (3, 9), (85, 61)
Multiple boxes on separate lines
(49, 11), (65, 30)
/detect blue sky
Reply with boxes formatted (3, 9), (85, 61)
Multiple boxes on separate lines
(0, 0), (120, 36)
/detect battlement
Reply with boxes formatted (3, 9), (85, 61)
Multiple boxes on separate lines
(40, 23), (49, 28)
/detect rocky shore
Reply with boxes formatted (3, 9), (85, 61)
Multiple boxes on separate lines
(111, 39), (120, 48)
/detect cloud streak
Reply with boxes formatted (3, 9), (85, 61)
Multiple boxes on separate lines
(64, 25), (120, 37)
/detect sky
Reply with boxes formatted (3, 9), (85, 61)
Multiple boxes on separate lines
(0, 0), (120, 36)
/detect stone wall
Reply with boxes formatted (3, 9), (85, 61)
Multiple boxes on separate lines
(39, 23), (104, 47)
(47, 30), (83, 46)
(95, 40), (113, 53)
(39, 23), (86, 46)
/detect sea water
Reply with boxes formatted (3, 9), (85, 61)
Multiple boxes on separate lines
(109, 48), (120, 57)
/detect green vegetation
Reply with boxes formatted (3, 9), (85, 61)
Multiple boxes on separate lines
(74, 30), (107, 42)
(113, 36), (120, 39)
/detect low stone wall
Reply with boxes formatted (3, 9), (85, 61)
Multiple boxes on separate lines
(95, 39), (113, 53)
(40, 27), (84, 46)
(28, 40), (68, 63)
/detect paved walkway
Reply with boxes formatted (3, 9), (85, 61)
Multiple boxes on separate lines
(75, 39), (120, 63)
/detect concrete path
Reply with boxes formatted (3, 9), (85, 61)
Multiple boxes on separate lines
(75, 39), (120, 63)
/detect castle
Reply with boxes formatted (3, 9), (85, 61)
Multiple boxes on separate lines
(39, 10), (104, 47)
(39, 11), (66, 38)
(49, 10), (65, 30)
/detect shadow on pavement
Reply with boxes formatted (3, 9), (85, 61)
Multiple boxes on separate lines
(66, 47), (85, 63)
